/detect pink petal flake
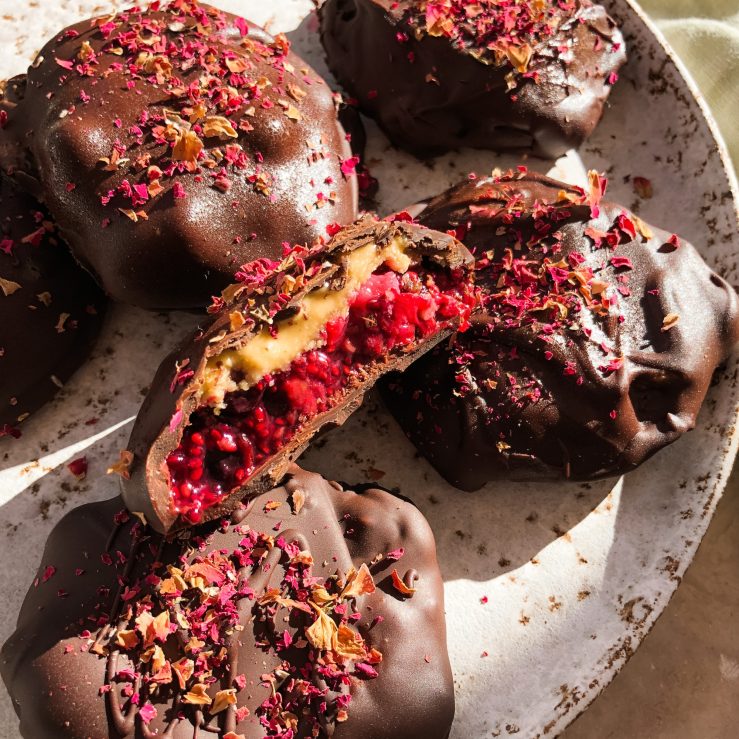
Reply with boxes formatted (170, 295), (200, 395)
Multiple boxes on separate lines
(234, 17), (249, 37)
(609, 256), (633, 270)
(139, 703), (157, 724)
(169, 409), (183, 433)
(67, 457), (88, 479)
(354, 662), (379, 679)
(666, 233), (681, 250)
(340, 156), (360, 177)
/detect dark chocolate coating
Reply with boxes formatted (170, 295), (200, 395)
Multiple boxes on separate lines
(318, 0), (626, 158)
(382, 173), (739, 487)
(1, 2), (357, 309)
(121, 217), (473, 532)
(1, 467), (453, 738)
(0, 175), (105, 433)
(337, 100), (379, 206)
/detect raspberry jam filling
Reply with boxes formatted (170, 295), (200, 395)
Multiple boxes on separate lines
(167, 267), (473, 523)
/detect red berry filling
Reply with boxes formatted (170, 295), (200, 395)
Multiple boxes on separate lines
(167, 267), (473, 523)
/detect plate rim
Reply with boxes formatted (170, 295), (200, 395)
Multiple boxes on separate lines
(555, 1), (739, 734)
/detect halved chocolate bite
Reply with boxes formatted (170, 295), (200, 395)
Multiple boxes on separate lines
(318, 0), (626, 159)
(1, 467), (454, 738)
(0, 175), (105, 437)
(382, 171), (739, 488)
(0, 1), (358, 309)
(121, 217), (475, 531)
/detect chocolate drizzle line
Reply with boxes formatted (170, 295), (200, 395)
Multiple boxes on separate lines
(381, 170), (739, 486)
(318, 0), (626, 158)
(2, 471), (454, 738)
(65, 484), (393, 736)
(0, 0), (358, 309)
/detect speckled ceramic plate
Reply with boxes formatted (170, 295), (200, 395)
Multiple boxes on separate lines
(0, 1), (737, 737)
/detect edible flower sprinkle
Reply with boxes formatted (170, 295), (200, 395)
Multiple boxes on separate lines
(65, 509), (398, 736)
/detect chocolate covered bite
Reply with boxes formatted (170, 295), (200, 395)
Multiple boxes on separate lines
(318, 0), (626, 159)
(0, 176), (105, 437)
(382, 172), (739, 488)
(0, 1), (358, 309)
(121, 217), (475, 531)
(1, 467), (454, 738)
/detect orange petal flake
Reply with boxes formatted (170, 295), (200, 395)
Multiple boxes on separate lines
(183, 683), (212, 705)
(107, 450), (134, 479)
(173, 130), (203, 162)
(305, 604), (338, 650)
(0, 277), (22, 296)
(391, 569), (417, 596)
(340, 563), (376, 600)
(211, 688), (237, 714)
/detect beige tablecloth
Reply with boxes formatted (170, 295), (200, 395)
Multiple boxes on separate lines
(639, 0), (739, 168)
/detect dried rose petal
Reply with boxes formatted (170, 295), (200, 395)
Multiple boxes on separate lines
(632, 176), (653, 199)
(391, 569), (417, 596)
(67, 457), (88, 479)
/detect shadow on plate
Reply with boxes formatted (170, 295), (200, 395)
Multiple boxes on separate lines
(301, 392), (612, 583)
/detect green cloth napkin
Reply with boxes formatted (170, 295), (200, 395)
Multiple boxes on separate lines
(638, 0), (739, 169)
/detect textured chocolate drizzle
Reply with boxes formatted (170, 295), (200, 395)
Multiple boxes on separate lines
(318, 0), (626, 158)
(382, 172), (739, 486)
(0, 2), (358, 309)
(2, 467), (454, 738)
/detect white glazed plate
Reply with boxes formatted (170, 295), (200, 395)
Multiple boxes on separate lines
(0, 1), (737, 737)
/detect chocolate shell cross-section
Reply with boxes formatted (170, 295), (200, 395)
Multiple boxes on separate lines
(318, 0), (626, 158)
(0, 1), (358, 309)
(122, 217), (475, 531)
(1, 467), (454, 738)
(382, 172), (739, 487)
(0, 176), (105, 437)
